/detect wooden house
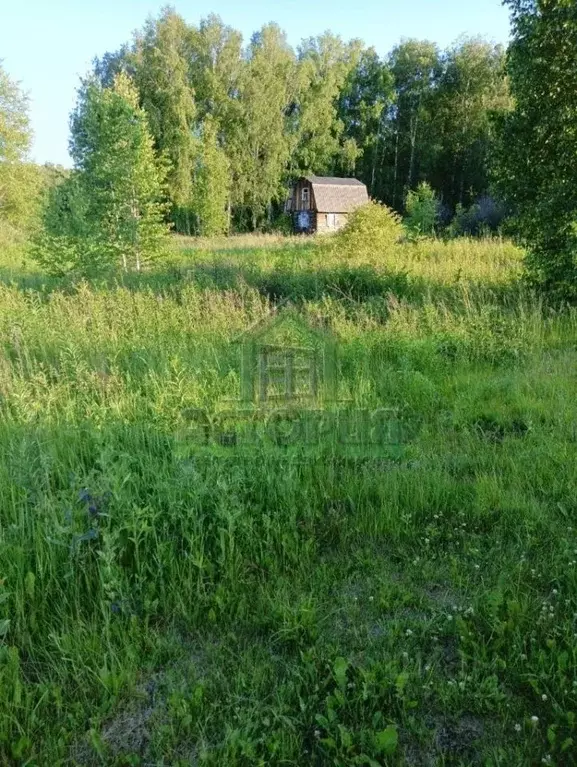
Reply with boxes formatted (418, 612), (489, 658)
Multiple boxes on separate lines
(285, 176), (369, 234)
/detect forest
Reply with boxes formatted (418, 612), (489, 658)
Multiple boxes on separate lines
(2, 8), (510, 241)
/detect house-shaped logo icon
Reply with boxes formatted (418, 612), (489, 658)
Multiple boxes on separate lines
(234, 305), (338, 406)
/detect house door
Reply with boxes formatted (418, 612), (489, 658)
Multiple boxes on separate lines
(326, 213), (337, 229)
(296, 211), (311, 232)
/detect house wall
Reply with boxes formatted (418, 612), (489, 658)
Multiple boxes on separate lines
(288, 179), (351, 234)
(289, 179), (316, 234)
(290, 179), (314, 212)
(315, 212), (349, 234)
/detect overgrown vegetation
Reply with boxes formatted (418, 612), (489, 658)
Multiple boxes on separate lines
(1, 231), (576, 764)
(1, 2), (577, 761)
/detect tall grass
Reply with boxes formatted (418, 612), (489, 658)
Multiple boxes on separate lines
(1, 235), (576, 764)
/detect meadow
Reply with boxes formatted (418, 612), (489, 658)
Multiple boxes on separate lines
(1, 233), (577, 765)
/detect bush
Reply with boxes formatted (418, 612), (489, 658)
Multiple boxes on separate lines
(448, 196), (506, 237)
(266, 211), (293, 236)
(404, 182), (439, 238)
(335, 200), (403, 259)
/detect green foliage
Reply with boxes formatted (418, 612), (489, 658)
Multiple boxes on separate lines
(190, 118), (231, 237)
(87, 13), (512, 235)
(404, 181), (439, 237)
(228, 24), (297, 230)
(34, 74), (170, 276)
(294, 34), (362, 176)
(0, 62), (42, 232)
(337, 48), (395, 194)
(496, 0), (577, 300)
(448, 196), (506, 238)
(432, 39), (511, 210)
(336, 199), (403, 258)
(387, 40), (442, 207)
(134, 8), (197, 216)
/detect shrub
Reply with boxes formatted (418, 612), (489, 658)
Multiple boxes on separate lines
(448, 196), (506, 238)
(404, 182), (439, 238)
(335, 200), (403, 259)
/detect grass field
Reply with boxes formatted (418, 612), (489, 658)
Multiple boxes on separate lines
(1, 233), (577, 765)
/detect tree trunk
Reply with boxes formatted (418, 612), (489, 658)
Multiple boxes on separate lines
(407, 107), (420, 196)
(393, 128), (399, 208)
(370, 130), (380, 196)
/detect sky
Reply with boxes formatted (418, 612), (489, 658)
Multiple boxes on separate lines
(1, 0), (511, 167)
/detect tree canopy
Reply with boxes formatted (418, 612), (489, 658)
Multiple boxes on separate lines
(83, 11), (510, 236)
(495, 0), (577, 299)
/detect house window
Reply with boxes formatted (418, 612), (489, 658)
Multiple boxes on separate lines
(301, 187), (310, 205)
(326, 213), (336, 229)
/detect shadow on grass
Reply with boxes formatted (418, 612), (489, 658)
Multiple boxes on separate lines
(0, 247), (527, 311)
(123, 260), (528, 311)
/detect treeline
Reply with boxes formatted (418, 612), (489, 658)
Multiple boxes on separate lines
(80, 8), (510, 234)
(1, 8), (511, 250)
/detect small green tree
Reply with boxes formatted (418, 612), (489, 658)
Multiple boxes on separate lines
(404, 181), (439, 237)
(35, 73), (170, 275)
(191, 117), (231, 236)
(32, 73), (168, 274)
(31, 170), (95, 276)
(72, 72), (171, 271)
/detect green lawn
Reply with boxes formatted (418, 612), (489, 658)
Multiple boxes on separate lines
(0, 234), (576, 765)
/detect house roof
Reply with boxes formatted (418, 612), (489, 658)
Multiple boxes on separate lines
(305, 176), (369, 213)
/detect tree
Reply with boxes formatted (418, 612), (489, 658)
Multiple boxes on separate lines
(189, 14), (243, 125)
(338, 48), (395, 197)
(496, 0), (577, 298)
(133, 8), (196, 230)
(36, 72), (170, 275)
(190, 117), (231, 236)
(294, 34), (362, 176)
(0, 62), (41, 231)
(228, 24), (297, 230)
(405, 181), (439, 237)
(387, 41), (442, 209)
(431, 38), (510, 209)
